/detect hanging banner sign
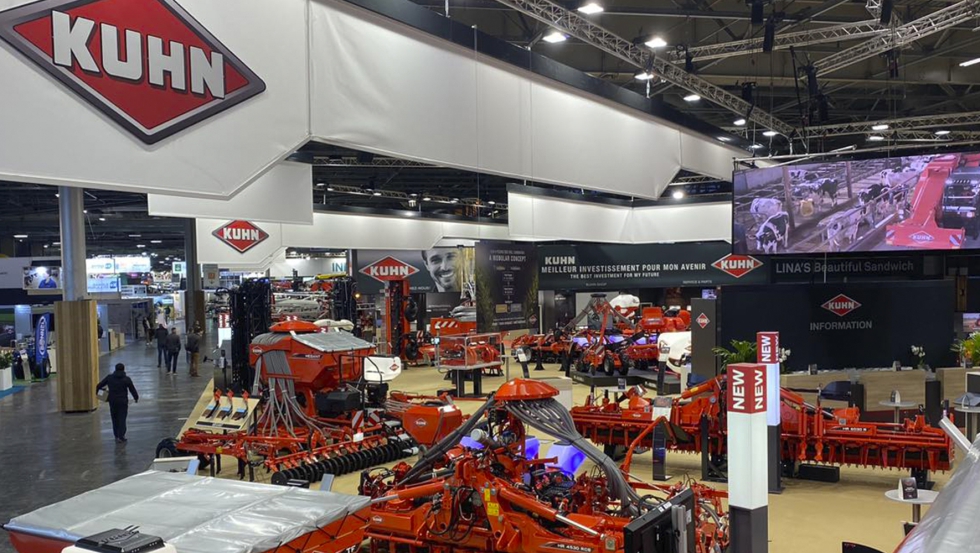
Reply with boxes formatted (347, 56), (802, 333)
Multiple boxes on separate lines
(355, 248), (475, 295)
(475, 242), (539, 332)
(768, 256), (924, 283)
(538, 242), (766, 290)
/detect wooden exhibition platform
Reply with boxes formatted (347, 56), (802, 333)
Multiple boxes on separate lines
(781, 367), (967, 407)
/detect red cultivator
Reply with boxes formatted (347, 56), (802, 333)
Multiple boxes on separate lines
(571, 376), (953, 477)
(158, 320), (459, 483)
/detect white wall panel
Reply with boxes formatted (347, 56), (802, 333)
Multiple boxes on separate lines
(309, 0), (728, 200)
(679, 132), (741, 182)
(508, 191), (731, 244)
(196, 218), (284, 268)
(148, 162), (313, 224)
(0, 0), (310, 198)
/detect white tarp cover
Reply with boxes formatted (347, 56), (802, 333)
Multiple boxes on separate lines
(4, 471), (370, 553)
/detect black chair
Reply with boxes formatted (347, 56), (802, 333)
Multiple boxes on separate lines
(842, 543), (885, 553)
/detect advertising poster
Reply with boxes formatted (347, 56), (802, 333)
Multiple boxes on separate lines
(475, 242), (538, 332)
(720, 281), (955, 370)
(355, 247), (475, 295)
(22, 266), (61, 291)
(734, 151), (980, 254)
(769, 256), (925, 283)
(538, 242), (766, 290)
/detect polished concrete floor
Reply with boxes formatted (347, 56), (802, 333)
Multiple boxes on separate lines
(0, 334), (212, 553)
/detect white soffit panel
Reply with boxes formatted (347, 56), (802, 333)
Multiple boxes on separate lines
(630, 203), (732, 243)
(148, 162), (313, 224)
(679, 132), (742, 182)
(196, 218), (284, 267)
(0, 0), (310, 197)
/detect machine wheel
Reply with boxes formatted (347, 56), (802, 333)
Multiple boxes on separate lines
(575, 357), (588, 373)
(618, 352), (634, 375)
(155, 438), (179, 458)
(602, 356), (616, 376)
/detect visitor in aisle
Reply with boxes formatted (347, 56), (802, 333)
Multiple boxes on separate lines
(165, 327), (182, 375)
(154, 323), (168, 368)
(186, 325), (201, 378)
(96, 363), (139, 444)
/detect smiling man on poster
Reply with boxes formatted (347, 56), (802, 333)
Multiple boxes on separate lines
(421, 248), (459, 292)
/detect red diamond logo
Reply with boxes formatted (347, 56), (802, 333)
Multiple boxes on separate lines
(712, 254), (762, 278)
(821, 294), (861, 317)
(910, 231), (934, 243)
(696, 313), (710, 329)
(0, 0), (265, 144)
(359, 256), (420, 283)
(213, 220), (268, 254)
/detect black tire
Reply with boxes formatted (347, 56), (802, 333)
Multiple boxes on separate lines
(575, 357), (588, 373)
(603, 356), (616, 376)
(155, 438), (179, 458)
(271, 471), (290, 486)
(619, 352), (634, 375)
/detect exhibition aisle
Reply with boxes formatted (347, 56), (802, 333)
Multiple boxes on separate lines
(0, 337), (212, 553)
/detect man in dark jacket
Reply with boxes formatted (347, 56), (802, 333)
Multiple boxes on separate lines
(142, 316), (152, 345)
(154, 323), (168, 368)
(185, 325), (201, 377)
(97, 363), (139, 443)
(165, 327), (182, 375)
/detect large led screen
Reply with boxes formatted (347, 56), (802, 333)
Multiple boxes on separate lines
(734, 152), (980, 254)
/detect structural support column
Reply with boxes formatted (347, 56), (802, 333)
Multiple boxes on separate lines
(184, 218), (205, 333)
(59, 187), (87, 301)
(727, 362), (769, 553)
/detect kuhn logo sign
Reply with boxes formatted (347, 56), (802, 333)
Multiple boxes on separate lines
(360, 256), (419, 282)
(0, 0), (265, 144)
(821, 294), (861, 317)
(213, 220), (268, 254)
(910, 231), (934, 243)
(712, 254), (762, 279)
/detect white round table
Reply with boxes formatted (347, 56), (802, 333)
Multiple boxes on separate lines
(879, 400), (917, 423)
(885, 488), (939, 523)
(957, 405), (980, 442)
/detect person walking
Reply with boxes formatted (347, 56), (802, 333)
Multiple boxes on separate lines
(142, 316), (152, 346)
(154, 323), (168, 368)
(165, 327), (182, 375)
(96, 363), (138, 443)
(186, 325), (201, 377)
(164, 305), (172, 325)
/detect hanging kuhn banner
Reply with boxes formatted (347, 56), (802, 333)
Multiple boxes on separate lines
(0, 0), (266, 144)
(475, 242), (539, 333)
(213, 220), (269, 254)
(538, 243), (766, 290)
(355, 248), (475, 295)
(720, 281), (955, 370)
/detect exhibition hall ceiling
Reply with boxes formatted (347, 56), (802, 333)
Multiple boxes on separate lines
(409, 0), (980, 152)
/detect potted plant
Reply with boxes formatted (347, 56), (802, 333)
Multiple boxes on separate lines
(910, 345), (926, 370)
(952, 332), (980, 368)
(0, 350), (11, 372)
(712, 339), (757, 372)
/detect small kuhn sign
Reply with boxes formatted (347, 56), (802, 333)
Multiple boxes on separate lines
(0, 0), (265, 144)
(360, 256), (420, 283)
(213, 220), (268, 254)
(712, 254), (762, 279)
(910, 231), (934, 243)
(696, 313), (710, 329)
(821, 294), (861, 317)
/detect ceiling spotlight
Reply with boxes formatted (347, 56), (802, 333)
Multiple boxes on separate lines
(577, 2), (603, 14)
(543, 31), (567, 43)
(634, 71), (655, 81)
(645, 36), (667, 49)
(13, 234), (27, 238)
(83, 209), (88, 214)
(451, 198), (460, 203)
(868, 135), (886, 141)
(141, 251), (148, 256)
(749, 144), (764, 150)
(935, 129), (951, 136)
(316, 182), (325, 187)
(422, 196), (432, 201)
(871, 124), (890, 131)
(53, 242), (60, 246)
(960, 57), (980, 67)
(136, 244), (146, 248)
(326, 186), (334, 191)
(372, 191), (382, 196)
(488, 200), (496, 205)
(683, 94), (701, 102)
(410, 193), (418, 197)
(151, 253), (158, 257)
(762, 130), (778, 137)
(54, 193), (59, 198)
(43, 244), (48, 248)
(717, 136), (733, 142)
(150, 240), (162, 244)
(733, 118), (747, 126)
(672, 190), (685, 200)
(98, 217), (106, 222)
(129, 234), (141, 238)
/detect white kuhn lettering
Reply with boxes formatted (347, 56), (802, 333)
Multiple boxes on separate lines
(723, 258), (755, 270)
(222, 227), (260, 242)
(829, 300), (857, 311)
(731, 370), (745, 411)
(51, 11), (225, 97)
(754, 369), (765, 411)
(369, 265), (411, 277)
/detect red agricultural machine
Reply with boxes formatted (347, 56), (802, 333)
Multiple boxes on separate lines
(572, 375), (953, 482)
(157, 319), (459, 483)
(361, 379), (729, 553)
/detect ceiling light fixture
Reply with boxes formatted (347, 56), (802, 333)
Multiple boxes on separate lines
(137, 244), (146, 248)
(683, 94), (701, 102)
(868, 135), (886, 141)
(316, 182), (325, 187)
(13, 234), (27, 238)
(749, 144), (764, 150)
(543, 31), (567, 43)
(488, 200), (496, 205)
(762, 130), (778, 137)
(645, 36), (667, 49)
(960, 57), (980, 67)
(151, 240), (162, 244)
(577, 2), (603, 14)
(53, 242), (60, 246)
(672, 190), (685, 200)
(43, 244), (48, 248)
(935, 129), (951, 136)
(717, 136), (732, 142)
(98, 217), (106, 222)
(372, 191), (382, 196)
(326, 186), (334, 191)
(634, 71), (654, 81)
(733, 118), (747, 126)
(871, 124), (890, 131)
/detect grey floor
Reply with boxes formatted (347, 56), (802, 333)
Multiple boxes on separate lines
(0, 332), (213, 553)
